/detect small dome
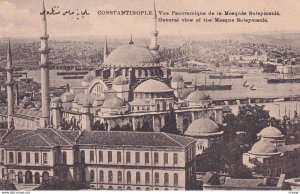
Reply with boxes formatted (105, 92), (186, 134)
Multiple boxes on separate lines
(52, 97), (61, 103)
(81, 98), (92, 107)
(83, 71), (96, 82)
(186, 91), (210, 102)
(102, 96), (125, 108)
(113, 75), (129, 85)
(171, 74), (184, 82)
(22, 96), (31, 104)
(185, 118), (221, 136)
(249, 139), (280, 155)
(61, 91), (74, 102)
(134, 79), (173, 93)
(258, 126), (283, 138)
(104, 44), (159, 67)
(75, 93), (94, 106)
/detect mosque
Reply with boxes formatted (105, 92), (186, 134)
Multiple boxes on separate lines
(242, 125), (296, 177)
(0, 1), (224, 133)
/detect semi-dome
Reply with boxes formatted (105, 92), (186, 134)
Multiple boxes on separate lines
(51, 97), (61, 103)
(82, 71), (96, 87)
(61, 91), (75, 102)
(249, 139), (280, 155)
(185, 118), (222, 137)
(75, 93), (94, 106)
(258, 126), (284, 138)
(83, 71), (96, 82)
(104, 44), (159, 67)
(134, 79), (173, 93)
(186, 91), (210, 102)
(102, 96), (125, 108)
(171, 74), (184, 82)
(22, 96), (31, 104)
(113, 75), (129, 85)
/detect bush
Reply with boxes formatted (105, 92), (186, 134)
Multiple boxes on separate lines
(0, 180), (16, 190)
(35, 176), (89, 190)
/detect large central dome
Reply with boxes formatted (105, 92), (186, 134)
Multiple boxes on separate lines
(104, 44), (159, 67)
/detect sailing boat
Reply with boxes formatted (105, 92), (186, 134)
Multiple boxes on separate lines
(243, 80), (249, 87)
(250, 84), (256, 90)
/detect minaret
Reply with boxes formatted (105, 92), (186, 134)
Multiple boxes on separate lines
(103, 36), (109, 63)
(6, 41), (14, 130)
(129, 33), (134, 45)
(39, 0), (50, 128)
(149, 0), (159, 53)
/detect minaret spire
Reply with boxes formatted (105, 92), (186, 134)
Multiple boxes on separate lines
(153, 0), (157, 31)
(129, 33), (134, 45)
(6, 40), (14, 131)
(103, 36), (109, 63)
(149, 0), (159, 53)
(42, 0), (47, 36)
(39, 0), (51, 128)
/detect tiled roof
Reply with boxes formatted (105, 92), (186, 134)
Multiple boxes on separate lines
(223, 178), (265, 188)
(38, 129), (71, 146)
(1, 129), (195, 149)
(6, 134), (52, 148)
(0, 129), (8, 140)
(3, 129), (73, 148)
(55, 130), (80, 144)
(76, 131), (195, 148)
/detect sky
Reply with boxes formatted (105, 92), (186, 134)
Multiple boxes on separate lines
(0, 0), (300, 38)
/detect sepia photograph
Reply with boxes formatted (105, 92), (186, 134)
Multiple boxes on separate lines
(0, 0), (299, 192)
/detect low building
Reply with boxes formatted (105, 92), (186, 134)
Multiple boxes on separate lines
(0, 129), (197, 190)
(184, 118), (224, 155)
(202, 172), (287, 190)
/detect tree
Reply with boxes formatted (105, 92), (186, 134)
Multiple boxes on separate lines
(160, 107), (180, 134)
(224, 105), (271, 148)
(141, 121), (153, 132)
(92, 120), (105, 131)
(35, 176), (89, 190)
(228, 163), (253, 179)
(111, 124), (121, 131)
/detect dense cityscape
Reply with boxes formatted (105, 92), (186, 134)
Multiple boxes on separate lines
(0, 0), (299, 191)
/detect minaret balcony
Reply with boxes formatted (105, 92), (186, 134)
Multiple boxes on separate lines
(39, 62), (50, 68)
(5, 68), (13, 72)
(5, 81), (15, 86)
(39, 48), (50, 54)
(40, 34), (49, 40)
(150, 45), (160, 51)
(152, 31), (159, 36)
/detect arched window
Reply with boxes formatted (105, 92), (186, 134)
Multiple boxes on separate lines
(35, 172), (40, 184)
(157, 104), (160, 111)
(164, 173), (169, 186)
(117, 171), (122, 183)
(136, 172), (140, 184)
(174, 173), (178, 186)
(162, 101), (167, 111)
(18, 172), (23, 184)
(42, 171), (49, 182)
(8, 170), (15, 182)
(145, 172), (150, 184)
(25, 171), (33, 184)
(108, 171), (113, 183)
(99, 170), (104, 182)
(154, 172), (159, 185)
(90, 170), (95, 182)
(127, 171), (131, 184)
